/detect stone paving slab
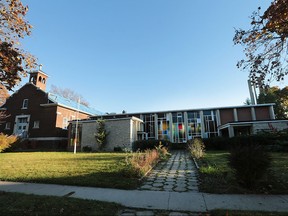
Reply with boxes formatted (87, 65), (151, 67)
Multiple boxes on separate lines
(139, 151), (199, 193)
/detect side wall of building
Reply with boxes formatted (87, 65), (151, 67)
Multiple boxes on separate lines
(75, 118), (142, 151)
(252, 121), (288, 134)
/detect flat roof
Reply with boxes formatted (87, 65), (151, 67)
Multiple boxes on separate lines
(92, 103), (275, 118)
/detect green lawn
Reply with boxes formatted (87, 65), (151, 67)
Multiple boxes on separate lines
(0, 152), (140, 189)
(0, 191), (122, 215)
(198, 151), (288, 194)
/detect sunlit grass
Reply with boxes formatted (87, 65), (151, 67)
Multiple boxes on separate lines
(0, 152), (140, 189)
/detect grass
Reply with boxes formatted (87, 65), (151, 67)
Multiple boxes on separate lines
(197, 151), (288, 194)
(0, 191), (122, 215)
(0, 152), (140, 189)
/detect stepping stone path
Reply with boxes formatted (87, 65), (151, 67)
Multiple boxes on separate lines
(139, 150), (199, 192)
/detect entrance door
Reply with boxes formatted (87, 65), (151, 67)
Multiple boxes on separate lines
(14, 115), (30, 138)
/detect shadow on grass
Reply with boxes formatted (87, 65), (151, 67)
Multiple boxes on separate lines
(0, 170), (141, 190)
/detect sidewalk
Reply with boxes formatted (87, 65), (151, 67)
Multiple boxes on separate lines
(1, 181), (288, 213)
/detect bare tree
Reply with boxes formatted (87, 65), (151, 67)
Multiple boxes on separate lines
(50, 85), (90, 107)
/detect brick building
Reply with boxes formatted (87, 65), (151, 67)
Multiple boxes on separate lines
(0, 69), (101, 149)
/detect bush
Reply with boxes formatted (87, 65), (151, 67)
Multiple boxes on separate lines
(82, 146), (92, 152)
(155, 143), (171, 160)
(203, 133), (288, 151)
(124, 149), (159, 178)
(114, 146), (123, 152)
(228, 144), (271, 189)
(187, 138), (205, 159)
(0, 134), (18, 153)
(132, 140), (171, 152)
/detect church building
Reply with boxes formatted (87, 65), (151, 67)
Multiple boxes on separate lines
(0, 68), (101, 149)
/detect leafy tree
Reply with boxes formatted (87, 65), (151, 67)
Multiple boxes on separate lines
(95, 119), (108, 150)
(234, 0), (288, 87)
(0, 0), (37, 90)
(257, 86), (288, 119)
(50, 85), (90, 107)
(243, 98), (251, 105)
(0, 83), (9, 106)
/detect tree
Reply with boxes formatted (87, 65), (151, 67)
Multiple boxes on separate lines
(257, 86), (288, 119)
(234, 0), (288, 87)
(243, 98), (251, 105)
(50, 85), (90, 107)
(94, 119), (108, 150)
(0, 83), (9, 106)
(0, 0), (37, 90)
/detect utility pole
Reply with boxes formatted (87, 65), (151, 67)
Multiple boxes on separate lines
(74, 98), (80, 154)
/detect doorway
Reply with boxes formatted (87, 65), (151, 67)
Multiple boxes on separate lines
(14, 115), (30, 138)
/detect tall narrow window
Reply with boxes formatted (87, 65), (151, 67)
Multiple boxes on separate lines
(33, 121), (40, 128)
(22, 99), (28, 109)
(63, 118), (68, 129)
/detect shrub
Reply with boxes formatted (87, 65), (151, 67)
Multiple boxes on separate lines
(187, 138), (205, 159)
(82, 146), (92, 152)
(228, 144), (271, 189)
(0, 134), (18, 153)
(132, 139), (171, 152)
(155, 143), (170, 160)
(124, 149), (159, 178)
(114, 146), (123, 152)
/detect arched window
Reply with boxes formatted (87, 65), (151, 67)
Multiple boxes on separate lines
(38, 76), (42, 82)
(42, 78), (46, 84)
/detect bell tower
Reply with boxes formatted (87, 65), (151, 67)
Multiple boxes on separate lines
(29, 64), (48, 91)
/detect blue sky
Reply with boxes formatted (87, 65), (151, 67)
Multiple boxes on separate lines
(19, 0), (283, 113)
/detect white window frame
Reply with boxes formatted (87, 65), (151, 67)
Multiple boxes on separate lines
(63, 117), (68, 129)
(5, 122), (11, 130)
(33, 121), (40, 129)
(22, 99), (29, 109)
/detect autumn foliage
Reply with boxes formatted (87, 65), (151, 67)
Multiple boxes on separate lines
(234, 0), (288, 87)
(0, 133), (17, 152)
(0, 0), (37, 90)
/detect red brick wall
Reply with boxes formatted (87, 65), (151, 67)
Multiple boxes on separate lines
(55, 106), (90, 129)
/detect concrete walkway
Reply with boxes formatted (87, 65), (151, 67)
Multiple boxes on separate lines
(0, 151), (288, 214)
(1, 181), (288, 213)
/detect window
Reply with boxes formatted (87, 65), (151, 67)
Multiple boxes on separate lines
(22, 99), (28, 109)
(5, 122), (11, 130)
(63, 117), (68, 129)
(33, 121), (40, 128)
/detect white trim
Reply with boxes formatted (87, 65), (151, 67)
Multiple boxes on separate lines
(40, 103), (93, 116)
(95, 104), (276, 118)
(28, 137), (67, 141)
(22, 99), (29, 109)
(13, 115), (30, 135)
(218, 120), (288, 130)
